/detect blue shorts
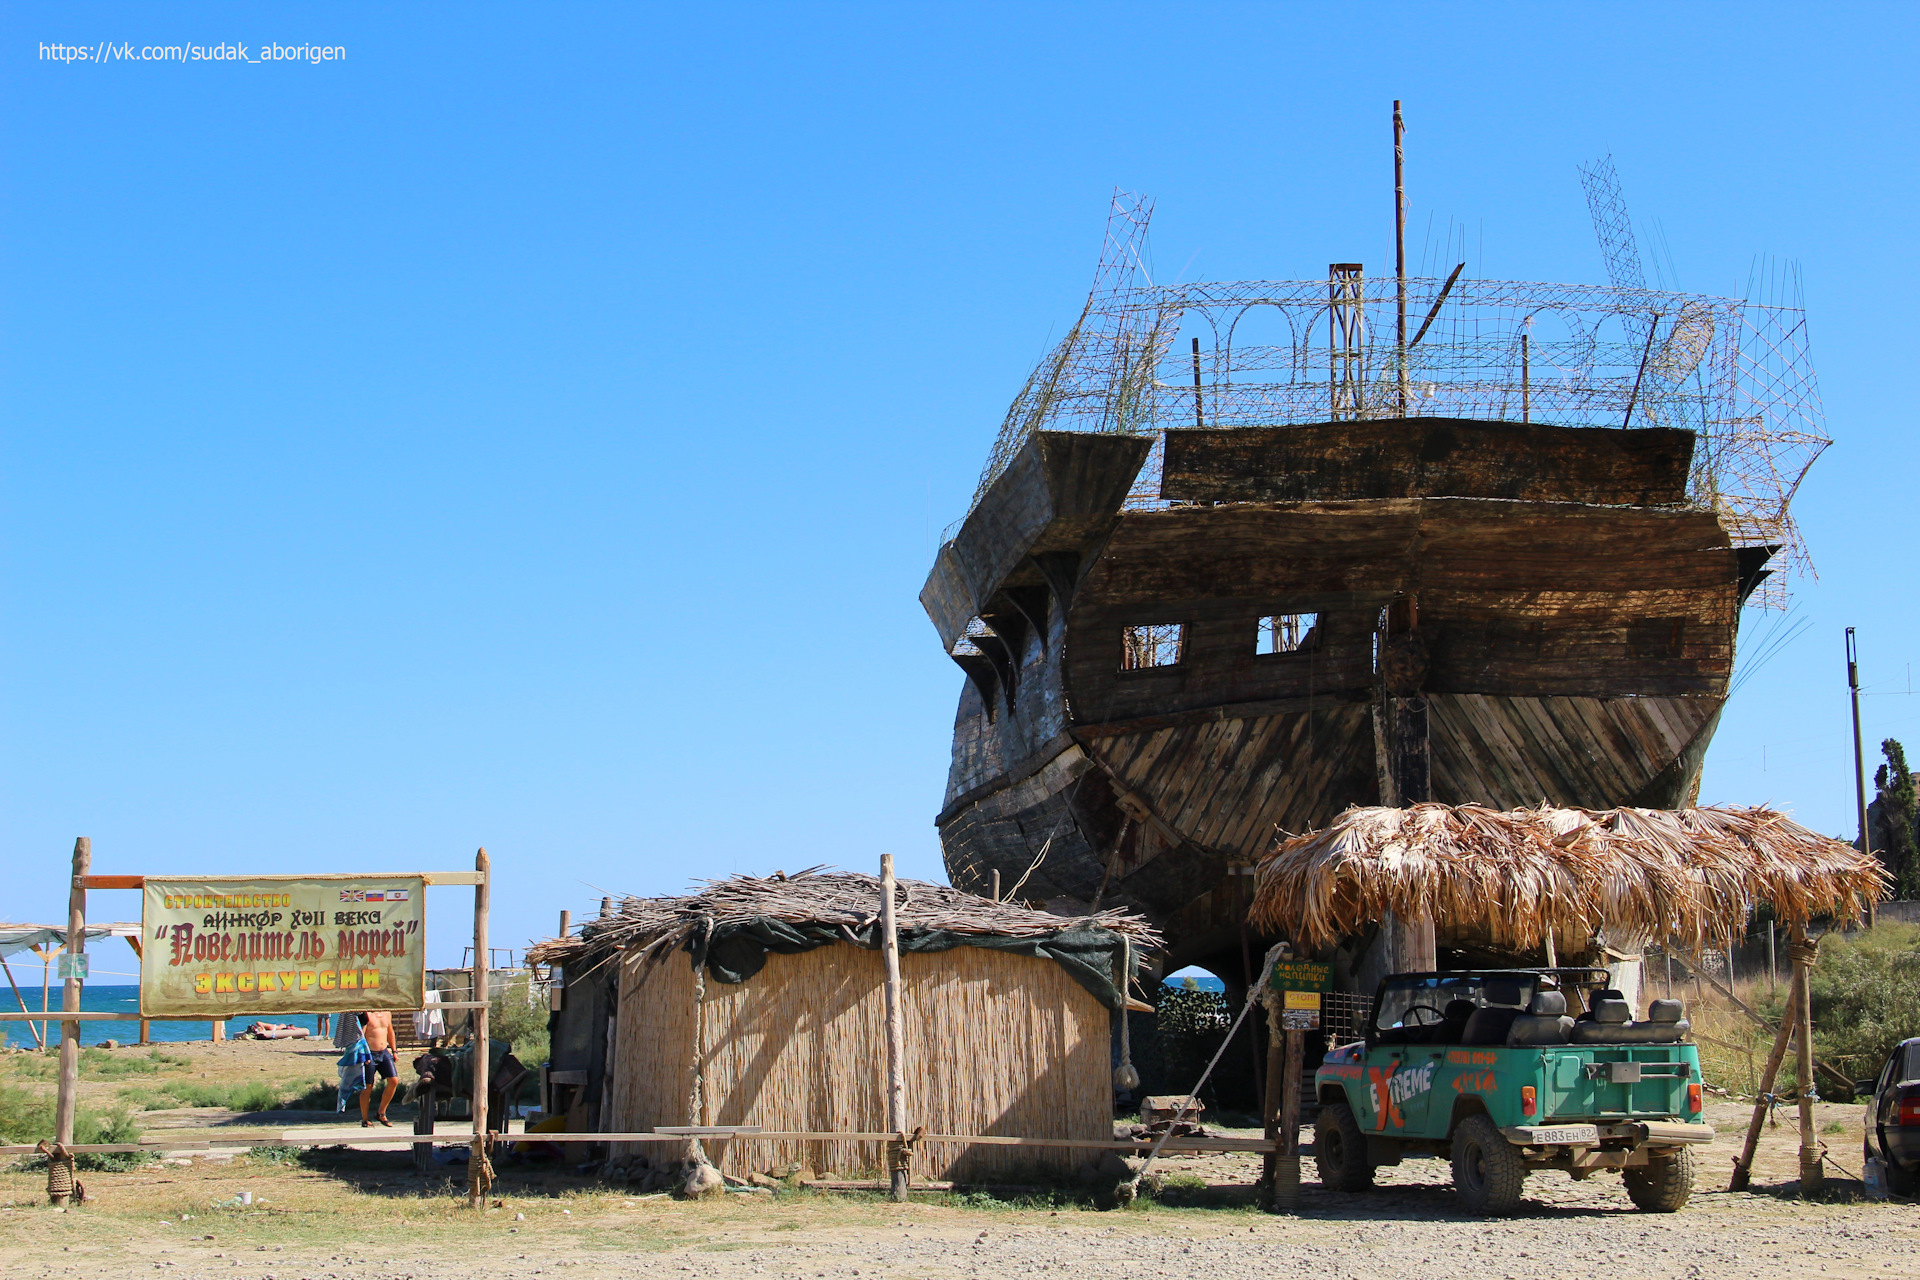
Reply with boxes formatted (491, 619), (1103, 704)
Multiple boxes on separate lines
(363, 1048), (397, 1083)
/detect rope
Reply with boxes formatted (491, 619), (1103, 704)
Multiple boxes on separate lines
(468, 1132), (496, 1200)
(887, 1125), (925, 1175)
(1136, 987), (1258, 1184)
(1005, 807), (1071, 903)
(38, 1140), (80, 1206)
(685, 916), (712, 1165)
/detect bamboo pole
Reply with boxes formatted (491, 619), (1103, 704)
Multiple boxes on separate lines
(879, 854), (909, 1202)
(51, 838), (88, 1205)
(1791, 928), (1822, 1192)
(1, 956), (44, 1050)
(38, 946), (51, 1051)
(1728, 979), (1798, 1191)
(469, 847), (491, 1209)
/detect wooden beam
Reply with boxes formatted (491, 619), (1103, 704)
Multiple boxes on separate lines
(0, 1131), (1282, 1156)
(80, 875), (143, 889)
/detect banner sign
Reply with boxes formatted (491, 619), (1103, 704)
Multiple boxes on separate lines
(1266, 959), (1332, 994)
(140, 876), (426, 1017)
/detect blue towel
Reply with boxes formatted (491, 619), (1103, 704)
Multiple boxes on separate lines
(335, 1038), (373, 1112)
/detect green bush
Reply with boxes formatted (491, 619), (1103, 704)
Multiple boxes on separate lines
(1808, 922), (1920, 1076)
(0, 1082), (57, 1143)
(0, 1084), (149, 1170)
(246, 1144), (308, 1165)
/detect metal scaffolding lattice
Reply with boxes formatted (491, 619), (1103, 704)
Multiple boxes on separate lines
(967, 191), (1827, 607)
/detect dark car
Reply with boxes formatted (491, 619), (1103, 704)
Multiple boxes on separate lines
(1863, 1037), (1920, 1196)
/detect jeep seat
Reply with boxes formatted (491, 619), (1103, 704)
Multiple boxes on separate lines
(1461, 980), (1527, 1046)
(1610, 998), (1692, 1045)
(1507, 989), (1575, 1047)
(1567, 997), (1633, 1044)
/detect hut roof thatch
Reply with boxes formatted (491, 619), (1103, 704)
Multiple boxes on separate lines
(1249, 803), (1886, 953)
(526, 867), (1163, 971)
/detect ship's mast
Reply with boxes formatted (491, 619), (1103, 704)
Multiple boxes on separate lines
(1394, 100), (1408, 416)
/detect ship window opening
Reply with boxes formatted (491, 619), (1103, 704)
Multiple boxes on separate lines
(1258, 613), (1320, 655)
(1629, 617), (1686, 659)
(1121, 623), (1184, 670)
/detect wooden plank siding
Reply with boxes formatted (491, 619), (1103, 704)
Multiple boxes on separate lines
(1064, 501), (1735, 726)
(1427, 694), (1717, 811)
(928, 422), (1746, 972)
(1161, 418), (1694, 507)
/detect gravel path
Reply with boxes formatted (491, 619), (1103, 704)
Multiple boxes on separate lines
(5, 1100), (1912, 1280)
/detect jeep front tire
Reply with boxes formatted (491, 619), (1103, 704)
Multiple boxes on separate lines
(1313, 1100), (1375, 1191)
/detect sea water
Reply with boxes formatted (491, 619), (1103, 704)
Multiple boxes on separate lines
(0, 985), (325, 1049)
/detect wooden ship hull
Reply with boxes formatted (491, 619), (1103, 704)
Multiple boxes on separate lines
(922, 419), (1772, 978)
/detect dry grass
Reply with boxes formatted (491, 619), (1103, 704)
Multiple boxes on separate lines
(611, 942), (1110, 1182)
(1251, 803), (1884, 953)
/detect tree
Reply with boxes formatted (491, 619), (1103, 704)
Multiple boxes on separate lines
(1874, 738), (1920, 900)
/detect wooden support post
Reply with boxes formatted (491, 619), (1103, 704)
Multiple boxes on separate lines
(139, 1018), (150, 1046)
(1240, 923), (1265, 1118)
(1791, 927), (1822, 1193)
(1260, 1003), (1283, 1196)
(51, 837), (88, 1205)
(1728, 980), (1798, 1191)
(469, 847), (491, 1209)
(211, 1017), (225, 1042)
(879, 854), (909, 1202)
(1276, 1027), (1304, 1211)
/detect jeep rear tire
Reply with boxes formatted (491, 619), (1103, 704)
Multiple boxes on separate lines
(1313, 1100), (1374, 1191)
(1624, 1144), (1696, 1212)
(1450, 1114), (1527, 1215)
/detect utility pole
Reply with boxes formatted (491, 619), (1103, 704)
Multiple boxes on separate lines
(1848, 628), (1874, 926)
(1393, 100), (1408, 416)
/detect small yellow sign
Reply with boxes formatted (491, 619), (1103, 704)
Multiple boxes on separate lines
(1283, 989), (1321, 1011)
(140, 875), (426, 1017)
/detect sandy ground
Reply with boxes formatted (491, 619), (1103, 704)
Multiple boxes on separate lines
(0, 1066), (1912, 1280)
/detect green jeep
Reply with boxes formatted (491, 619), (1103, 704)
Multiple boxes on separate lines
(1313, 968), (1714, 1215)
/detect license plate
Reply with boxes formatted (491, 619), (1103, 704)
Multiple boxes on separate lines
(1528, 1125), (1599, 1145)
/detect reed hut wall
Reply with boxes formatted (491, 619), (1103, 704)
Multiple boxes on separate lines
(610, 940), (1110, 1180)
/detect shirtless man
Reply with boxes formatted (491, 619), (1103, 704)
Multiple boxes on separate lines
(358, 1010), (400, 1127)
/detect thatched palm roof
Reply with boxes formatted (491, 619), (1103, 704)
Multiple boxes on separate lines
(526, 867), (1162, 970)
(1248, 804), (1886, 953)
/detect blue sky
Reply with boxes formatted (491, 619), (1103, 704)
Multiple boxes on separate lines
(4, 3), (1915, 966)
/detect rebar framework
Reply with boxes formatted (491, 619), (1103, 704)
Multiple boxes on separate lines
(967, 192), (1827, 606)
